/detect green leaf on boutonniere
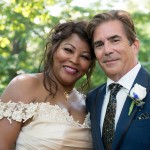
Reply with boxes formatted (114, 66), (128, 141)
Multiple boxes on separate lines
(128, 101), (135, 115)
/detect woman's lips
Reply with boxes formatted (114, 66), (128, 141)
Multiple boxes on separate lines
(63, 66), (78, 74)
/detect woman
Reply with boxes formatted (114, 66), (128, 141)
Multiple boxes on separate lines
(0, 20), (95, 149)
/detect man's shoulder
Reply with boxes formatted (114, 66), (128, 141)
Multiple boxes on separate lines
(86, 83), (106, 107)
(139, 66), (150, 74)
(138, 66), (150, 82)
(88, 83), (106, 95)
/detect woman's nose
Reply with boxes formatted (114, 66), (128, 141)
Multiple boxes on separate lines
(69, 55), (79, 64)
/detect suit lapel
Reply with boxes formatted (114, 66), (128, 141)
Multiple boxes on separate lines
(112, 95), (134, 150)
(112, 67), (150, 150)
(94, 84), (106, 150)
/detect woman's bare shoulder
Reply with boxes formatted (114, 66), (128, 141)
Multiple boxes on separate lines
(0, 73), (44, 103)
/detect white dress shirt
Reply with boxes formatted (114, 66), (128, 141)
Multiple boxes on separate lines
(100, 63), (141, 134)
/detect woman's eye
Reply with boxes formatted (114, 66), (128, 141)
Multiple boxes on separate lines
(64, 48), (72, 53)
(81, 55), (91, 60)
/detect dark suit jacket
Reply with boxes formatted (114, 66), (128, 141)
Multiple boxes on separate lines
(86, 67), (150, 150)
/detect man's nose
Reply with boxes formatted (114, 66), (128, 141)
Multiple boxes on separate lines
(104, 42), (113, 55)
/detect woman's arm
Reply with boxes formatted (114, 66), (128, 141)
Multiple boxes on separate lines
(0, 74), (38, 149)
(0, 119), (22, 149)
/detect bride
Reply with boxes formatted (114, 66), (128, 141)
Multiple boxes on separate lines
(0, 20), (95, 150)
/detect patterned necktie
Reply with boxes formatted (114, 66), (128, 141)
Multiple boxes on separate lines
(102, 83), (122, 150)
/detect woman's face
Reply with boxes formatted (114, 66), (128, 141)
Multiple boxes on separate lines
(52, 33), (91, 87)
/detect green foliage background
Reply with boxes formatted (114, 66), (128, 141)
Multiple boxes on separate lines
(0, 0), (150, 94)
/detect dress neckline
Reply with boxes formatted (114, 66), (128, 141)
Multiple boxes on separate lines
(37, 102), (90, 128)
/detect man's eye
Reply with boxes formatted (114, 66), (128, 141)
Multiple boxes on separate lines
(112, 38), (120, 43)
(94, 42), (104, 49)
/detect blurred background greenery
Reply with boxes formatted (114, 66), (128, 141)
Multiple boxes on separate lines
(0, 0), (150, 94)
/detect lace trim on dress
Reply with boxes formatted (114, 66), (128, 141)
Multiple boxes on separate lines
(36, 102), (91, 128)
(0, 100), (38, 124)
(0, 100), (91, 128)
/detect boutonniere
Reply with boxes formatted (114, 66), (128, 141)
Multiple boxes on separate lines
(128, 83), (147, 115)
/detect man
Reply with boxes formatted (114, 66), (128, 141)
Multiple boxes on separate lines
(86, 10), (150, 150)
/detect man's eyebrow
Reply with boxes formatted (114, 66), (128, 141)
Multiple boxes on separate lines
(107, 35), (121, 40)
(93, 40), (103, 46)
(93, 35), (122, 47)
(93, 35), (121, 44)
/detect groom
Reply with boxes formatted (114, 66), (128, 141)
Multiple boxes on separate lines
(86, 10), (150, 150)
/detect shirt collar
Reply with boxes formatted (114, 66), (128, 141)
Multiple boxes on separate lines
(106, 63), (141, 91)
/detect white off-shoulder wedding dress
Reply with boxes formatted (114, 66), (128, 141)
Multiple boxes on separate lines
(0, 89), (93, 150)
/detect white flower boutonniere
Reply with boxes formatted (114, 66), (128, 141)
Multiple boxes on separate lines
(128, 83), (147, 115)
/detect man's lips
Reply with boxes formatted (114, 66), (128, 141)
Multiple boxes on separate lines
(103, 59), (119, 63)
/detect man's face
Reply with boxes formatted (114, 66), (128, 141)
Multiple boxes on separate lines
(93, 20), (139, 81)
